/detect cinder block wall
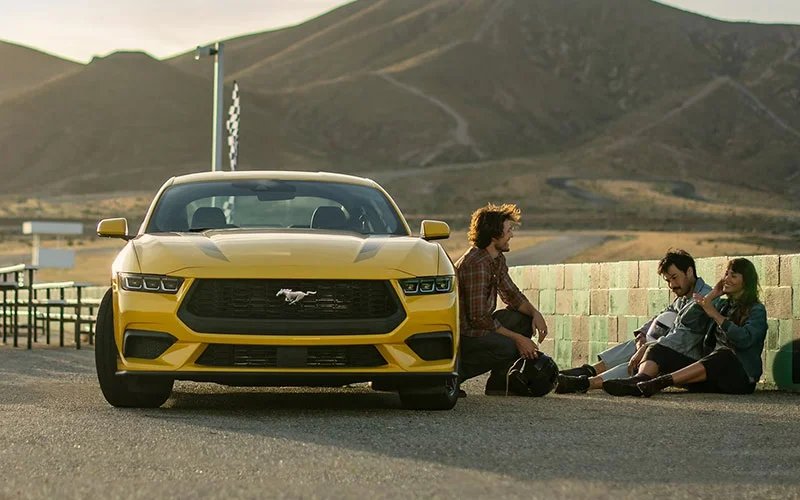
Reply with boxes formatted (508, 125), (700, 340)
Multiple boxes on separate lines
(508, 254), (800, 390)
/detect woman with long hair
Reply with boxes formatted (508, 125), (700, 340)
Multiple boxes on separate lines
(636, 258), (768, 397)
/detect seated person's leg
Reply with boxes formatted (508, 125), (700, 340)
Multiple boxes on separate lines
(602, 344), (695, 397)
(492, 308), (533, 338)
(638, 348), (755, 397)
(458, 333), (518, 384)
(557, 360), (632, 394)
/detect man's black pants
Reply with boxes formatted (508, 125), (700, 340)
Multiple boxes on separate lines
(458, 308), (533, 386)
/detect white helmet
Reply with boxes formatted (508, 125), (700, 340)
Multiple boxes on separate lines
(645, 310), (678, 342)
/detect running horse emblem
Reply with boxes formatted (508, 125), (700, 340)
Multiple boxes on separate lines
(276, 288), (317, 305)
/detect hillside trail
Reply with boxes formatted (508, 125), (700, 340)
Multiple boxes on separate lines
(609, 43), (800, 152)
(375, 72), (486, 162)
(370, 1), (520, 165)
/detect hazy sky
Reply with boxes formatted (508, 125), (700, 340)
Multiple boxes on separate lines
(2, 0), (800, 63)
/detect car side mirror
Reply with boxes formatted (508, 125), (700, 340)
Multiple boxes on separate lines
(420, 220), (450, 241)
(97, 218), (133, 240)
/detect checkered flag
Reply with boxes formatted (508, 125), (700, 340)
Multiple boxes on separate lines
(223, 81), (240, 221)
(226, 81), (240, 171)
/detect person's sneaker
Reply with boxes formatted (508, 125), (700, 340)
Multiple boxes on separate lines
(559, 364), (597, 378)
(555, 374), (590, 394)
(602, 377), (644, 397)
(458, 389), (467, 398)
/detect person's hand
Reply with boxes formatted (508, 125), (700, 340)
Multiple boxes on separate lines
(532, 310), (548, 343)
(628, 344), (647, 375)
(515, 334), (539, 359)
(693, 292), (717, 317)
(710, 278), (725, 299)
(634, 332), (645, 349)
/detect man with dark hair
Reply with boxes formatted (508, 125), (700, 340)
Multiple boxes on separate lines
(456, 203), (549, 396)
(556, 249), (713, 394)
(601, 251), (723, 397)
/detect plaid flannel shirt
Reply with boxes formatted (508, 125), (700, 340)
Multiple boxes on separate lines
(455, 247), (527, 337)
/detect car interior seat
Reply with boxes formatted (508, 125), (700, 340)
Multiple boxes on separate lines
(310, 206), (347, 230)
(190, 207), (228, 230)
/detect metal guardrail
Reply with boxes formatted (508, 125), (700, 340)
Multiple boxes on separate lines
(0, 264), (101, 350)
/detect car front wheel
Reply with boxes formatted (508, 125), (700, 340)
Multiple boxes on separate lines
(95, 288), (173, 408)
(398, 375), (459, 411)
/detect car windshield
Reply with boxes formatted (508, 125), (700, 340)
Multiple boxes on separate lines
(145, 179), (408, 236)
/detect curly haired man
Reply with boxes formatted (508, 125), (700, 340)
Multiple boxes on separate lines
(455, 203), (549, 396)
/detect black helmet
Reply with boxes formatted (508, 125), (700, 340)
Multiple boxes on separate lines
(507, 353), (560, 397)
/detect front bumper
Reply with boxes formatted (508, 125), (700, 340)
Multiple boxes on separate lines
(117, 370), (459, 388)
(112, 281), (459, 378)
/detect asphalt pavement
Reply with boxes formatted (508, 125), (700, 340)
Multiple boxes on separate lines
(1, 346), (799, 499)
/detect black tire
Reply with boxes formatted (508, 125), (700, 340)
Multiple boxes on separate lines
(95, 288), (173, 408)
(399, 375), (459, 411)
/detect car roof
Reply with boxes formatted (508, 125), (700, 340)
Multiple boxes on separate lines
(171, 170), (378, 188)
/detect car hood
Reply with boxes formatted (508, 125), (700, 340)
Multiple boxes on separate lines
(131, 230), (444, 279)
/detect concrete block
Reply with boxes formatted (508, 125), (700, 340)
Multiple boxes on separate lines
(608, 316), (618, 341)
(556, 290), (573, 315)
(620, 316), (641, 342)
(523, 266), (540, 290)
(555, 315), (571, 341)
(590, 316), (609, 343)
(746, 255), (780, 287)
(590, 262), (610, 290)
(628, 288), (649, 316)
(508, 266), (525, 284)
(609, 289), (629, 315)
(580, 263), (593, 290)
(765, 351), (778, 385)
(794, 286), (800, 318)
(572, 290), (590, 316)
(795, 318), (800, 340)
(589, 341), (608, 363)
(779, 319), (794, 347)
(570, 340), (588, 367)
(564, 263), (581, 290)
(639, 260), (664, 289)
(763, 287), (792, 319)
(564, 263), (592, 290)
(609, 262), (626, 289)
(544, 315), (557, 335)
(590, 289), (609, 315)
(539, 337), (555, 356)
(766, 319), (780, 350)
(647, 288), (671, 317)
(572, 315), (590, 342)
(778, 254), (800, 287)
(539, 289), (556, 314)
(554, 339), (573, 369)
(696, 256), (728, 285)
(536, 264), (564, 290)
(523, 289), (540, 308)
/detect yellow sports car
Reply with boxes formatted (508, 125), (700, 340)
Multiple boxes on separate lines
(95, 171), (459, 410)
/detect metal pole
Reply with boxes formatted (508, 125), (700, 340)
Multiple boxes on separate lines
(212, 42), (225, 172)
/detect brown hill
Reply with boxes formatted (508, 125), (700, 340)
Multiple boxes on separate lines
(0, 40), (81, 103)
(0, 51), (336, 194)
(1, 0), (799, 228)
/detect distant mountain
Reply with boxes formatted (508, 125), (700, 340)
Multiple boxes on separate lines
(0, 40), (81, 103)
(1, 0), (799, 207)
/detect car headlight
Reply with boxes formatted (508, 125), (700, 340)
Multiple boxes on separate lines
(119, 273), (184, 294)
(398, 276), (454, 295)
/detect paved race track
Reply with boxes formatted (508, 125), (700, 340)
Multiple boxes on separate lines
(1, 347), (798, 499)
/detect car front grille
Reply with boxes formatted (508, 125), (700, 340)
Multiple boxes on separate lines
(195, 344), (388, 368)
(178, 279), (406, 335)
